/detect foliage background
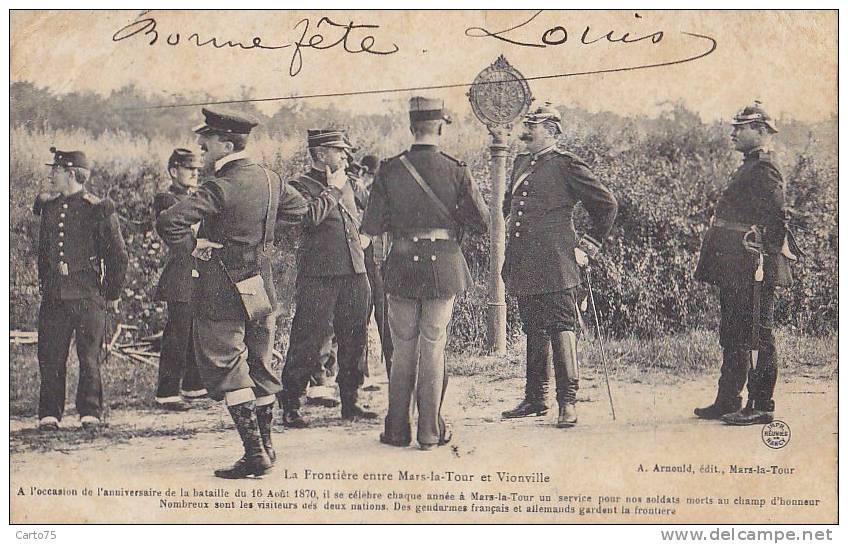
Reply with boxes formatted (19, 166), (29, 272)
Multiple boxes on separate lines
(9, 82), (838, 353)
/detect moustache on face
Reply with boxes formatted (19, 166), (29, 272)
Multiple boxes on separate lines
(518, 133), (533, 142)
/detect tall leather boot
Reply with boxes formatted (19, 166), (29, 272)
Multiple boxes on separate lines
(255, 403), (276, 464)
(723, 348), (777, 426)
(341, 389), (378, 421)
(502, 332), (551, 418)
(214, 401), (272, 479)
(552, 331), (579, 428)
(695, 349), (746, 419)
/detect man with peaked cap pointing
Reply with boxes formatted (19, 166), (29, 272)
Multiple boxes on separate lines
(157, 107), (309, 478)
(363, 97), (489, 450)
(501, 103), (618, 428)
(694, 101), (797, 426)
(34, 147), (128, 431)
(278, 129), (377, 428)
(152, 148), (207, 411)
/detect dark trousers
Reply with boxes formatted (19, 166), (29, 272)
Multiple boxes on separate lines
(280, 273), (370, 408)
(192, 313), (281, 402)
(516, 289), (579, 403)
(364, 244), (393, 376)
(718, 280), (778, 407)
(156, 301), (204, 399)
(37, 298), (105, 420)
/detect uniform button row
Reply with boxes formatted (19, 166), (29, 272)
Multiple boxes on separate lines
(59, 213), (65, 219)
(517, 211), (523, 216)
(412, 255), (438, 261)
(515, 222), (521, 227)
(59, 252), (64, 257)
(519, 201), (525, 206)
(62, 204), (68, 209)
(522, 192), (528, 196)
(58, 222), (64, 227)
(515, 233), (521, 238)
(58, 241), (64, 247)
(59, 232), (64, 237)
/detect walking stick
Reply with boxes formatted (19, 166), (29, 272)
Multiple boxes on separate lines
(584, 267), (616, 420)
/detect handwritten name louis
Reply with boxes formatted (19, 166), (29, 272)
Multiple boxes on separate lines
(112, 11), (399, 77)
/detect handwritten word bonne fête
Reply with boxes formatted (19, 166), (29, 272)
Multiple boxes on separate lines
(112, 11), (399, 77)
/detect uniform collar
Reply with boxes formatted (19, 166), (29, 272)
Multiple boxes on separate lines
(532, 144), (557, 161)
(215, 150), (250, 173)
(307, 167), (327, 183)
(168, 183), (190, 195)
(410, 144), (438, 152)
(62, 188), (86, 201)
(744, 146), (770, 160)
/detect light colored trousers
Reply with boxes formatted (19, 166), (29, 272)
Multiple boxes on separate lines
(385, 295), (456, 446)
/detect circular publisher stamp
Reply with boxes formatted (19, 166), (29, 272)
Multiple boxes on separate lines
(762, 420), (791, 449)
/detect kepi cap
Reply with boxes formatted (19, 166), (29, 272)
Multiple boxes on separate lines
(168, 148), (203, 170)
(524, 102), (563, 134)
(45, 147), (90, 170)
(194, 107), (258, 135)
(732, 101), (778, 133)
(307, 129), (355, 149)
(409, 96), (452, 124)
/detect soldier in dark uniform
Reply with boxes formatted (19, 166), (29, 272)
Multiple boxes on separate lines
(363, 97), (489, 450)
(152, 149), (206, 411)
(157, 108), (309, 478)
(278, 130), (377, 428)
(501, 104), (618, 428)
(34, 147), (128, 431)
(694, 102), (795, 426)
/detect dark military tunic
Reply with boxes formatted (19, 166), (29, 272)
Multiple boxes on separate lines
(157, 156), (309, 400)
(362, 144), (490, 299)
(34, 189), (128, 420)
(280, 168), (372, 409)
(153, 185), (195, 303)
(501, 146), (618, 297)
(152, 184), (203, 400)
(695, 149), (791, 410)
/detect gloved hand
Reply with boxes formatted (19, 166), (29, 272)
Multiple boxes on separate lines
(192, 238), (223, 261)
(575, 236), (601, 267)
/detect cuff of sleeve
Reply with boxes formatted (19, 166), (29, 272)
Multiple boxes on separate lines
(579, 235), (602, 257)
(322, 187), (342, 201)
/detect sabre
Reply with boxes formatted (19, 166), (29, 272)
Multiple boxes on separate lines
(584, 267), (616, 420)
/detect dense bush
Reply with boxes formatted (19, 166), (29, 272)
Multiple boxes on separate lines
(9, 91), (837, 353)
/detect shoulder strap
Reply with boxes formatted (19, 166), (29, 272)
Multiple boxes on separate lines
(399, 155), (455, 224)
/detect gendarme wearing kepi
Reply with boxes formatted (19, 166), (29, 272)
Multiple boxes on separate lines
(694, 100), (799, 427)
(362, 96), (489, 450)
(35, 147), (129, 432)
(278, 126), (377, 428)
(157, 106), (310, 478)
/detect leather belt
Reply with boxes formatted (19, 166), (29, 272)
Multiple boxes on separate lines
(214, 245), (264, 265)
(711, 217), (753, 233)
(393, 228), (456, 241)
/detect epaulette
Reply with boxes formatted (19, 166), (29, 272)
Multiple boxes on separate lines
(439, 151), (467, 167)
(87, 195), (116, 219)
(382, 151), (406, 165)
(554, 148), (589, 167)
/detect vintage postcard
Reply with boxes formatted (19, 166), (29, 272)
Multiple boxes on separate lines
(8, 9), (837, 525)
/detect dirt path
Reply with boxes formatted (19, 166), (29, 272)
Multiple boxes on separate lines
(10, 369), (837, 524)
